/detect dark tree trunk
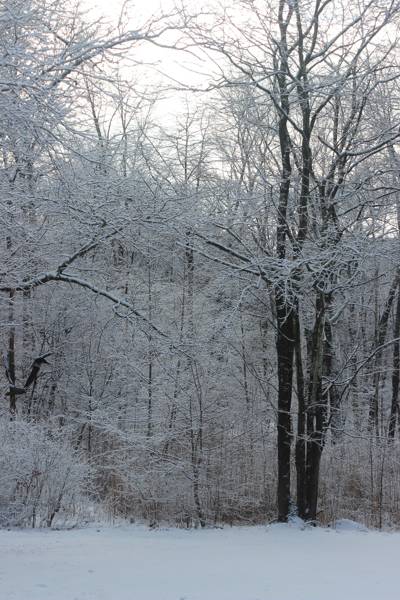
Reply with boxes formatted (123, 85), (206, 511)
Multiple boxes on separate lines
(275, 2), (294, 522)
(389, 290), (400, 438)
(325, 313), (343, 443)
(294, 313), (307, 519)
(369, 270), (400, 431)
(8, 288), (17, 417)
(302, 293), (326, 522)
(304, 437), (322, 522)
(276, 294), (295, 522)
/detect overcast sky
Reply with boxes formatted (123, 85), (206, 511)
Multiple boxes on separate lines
(81, 0), (212, 123)
(87, 0), (166, 20)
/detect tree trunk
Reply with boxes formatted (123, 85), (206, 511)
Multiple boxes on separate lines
(294, 312), (307, 519)
(276, 294), (295, 522)
(369, 270), (399, 431)
(302, 293), (326, 522)
(8, 288), (17, 417)
(389, 290), (400, 438)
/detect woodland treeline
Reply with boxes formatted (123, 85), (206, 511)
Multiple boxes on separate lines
(2, 0), (400, 528)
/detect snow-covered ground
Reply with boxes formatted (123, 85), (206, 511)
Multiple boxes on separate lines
(0, 522), (398, 600)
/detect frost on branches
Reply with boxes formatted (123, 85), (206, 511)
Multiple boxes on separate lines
(1, 0), (400, 529)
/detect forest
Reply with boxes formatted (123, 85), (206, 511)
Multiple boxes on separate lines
(2, 0), (400, 531)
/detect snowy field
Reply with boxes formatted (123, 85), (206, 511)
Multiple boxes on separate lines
(0, 522), (399, 600)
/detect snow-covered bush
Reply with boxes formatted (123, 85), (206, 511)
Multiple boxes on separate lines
(0, 418), (91, 528)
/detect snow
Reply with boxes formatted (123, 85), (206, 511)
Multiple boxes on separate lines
(0, 523), (398, 600)
(333, 518), (369, 532)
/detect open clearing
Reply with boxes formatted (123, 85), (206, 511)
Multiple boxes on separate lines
(0, 523), (398, 600)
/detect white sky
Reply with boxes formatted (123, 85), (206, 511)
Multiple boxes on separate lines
(81, 0), (212, 122)
(85, 0), (171, 21)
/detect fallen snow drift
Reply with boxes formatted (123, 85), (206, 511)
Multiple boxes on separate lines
(0, 523), (398, 599)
